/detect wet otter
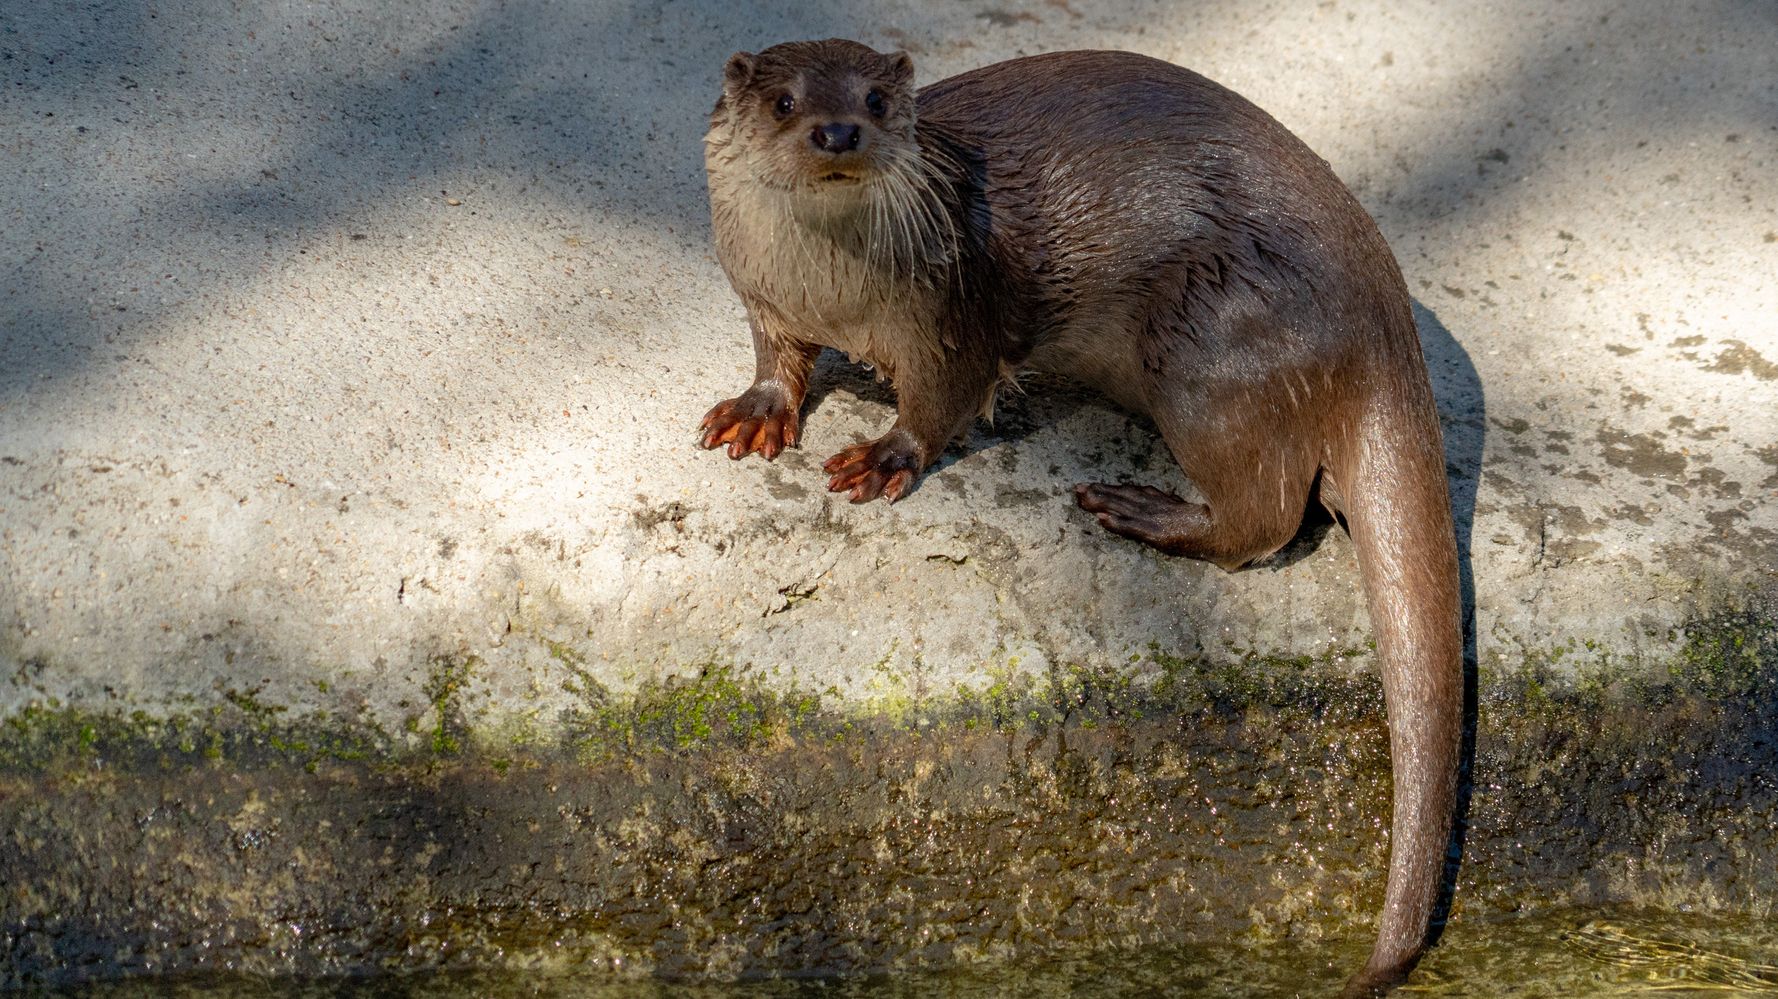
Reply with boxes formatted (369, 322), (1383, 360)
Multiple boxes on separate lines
(698, 39), (1462, 995)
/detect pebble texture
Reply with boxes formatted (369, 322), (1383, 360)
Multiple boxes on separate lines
(2, 0), (1776, 732)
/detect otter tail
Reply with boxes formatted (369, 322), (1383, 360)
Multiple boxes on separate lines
(1336, 393), (1464, 997)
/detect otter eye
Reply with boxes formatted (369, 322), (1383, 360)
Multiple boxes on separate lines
(865, 89), (886, 117)
(774, 93), (796, 117)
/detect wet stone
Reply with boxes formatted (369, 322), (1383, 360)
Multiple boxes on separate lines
(4, 614), (1778, 992)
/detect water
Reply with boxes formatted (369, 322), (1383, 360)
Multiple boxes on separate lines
(42, 908), (1778, 998)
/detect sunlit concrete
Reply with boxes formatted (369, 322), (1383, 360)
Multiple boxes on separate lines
(2, 0), (1775, 733)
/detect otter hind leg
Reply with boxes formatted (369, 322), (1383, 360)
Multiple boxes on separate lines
(1076, 430), (1318, 571)
(1074, 481), (1288, 571)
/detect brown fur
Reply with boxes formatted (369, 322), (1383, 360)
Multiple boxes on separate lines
(700, 39), (1463, 995)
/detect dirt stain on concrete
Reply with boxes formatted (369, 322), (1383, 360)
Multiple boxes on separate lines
(762, 466), (810, 501)
(1707, 340), (1778, 381)
(1596, 426), (1688, 480)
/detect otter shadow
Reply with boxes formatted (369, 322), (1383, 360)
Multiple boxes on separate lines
(801, 349), (1118, 496)
(804, 348), (901, 416)
(1410, 300), (1485, 953)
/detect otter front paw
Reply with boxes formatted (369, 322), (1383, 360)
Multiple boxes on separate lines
(699, 385), (800, 460)
(823, 431), (923, 504)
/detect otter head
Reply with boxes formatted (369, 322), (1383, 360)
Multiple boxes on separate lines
(711, 39), (917, 195)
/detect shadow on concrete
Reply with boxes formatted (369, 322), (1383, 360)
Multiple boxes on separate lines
(798, 350), (1111, 501)
(7, 0), (1776, 411)
(0, 0), (884, 397)
(1414, 300), (1485, 955)
(804, 348), (901, 416)
(1359, 1), (1777, 237)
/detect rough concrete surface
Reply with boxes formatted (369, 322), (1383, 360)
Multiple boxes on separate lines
(2, 0), (1778, 987)
(3, 0), (1776, 727)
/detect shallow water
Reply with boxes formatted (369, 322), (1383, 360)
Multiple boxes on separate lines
(47, 908), (1778, 998)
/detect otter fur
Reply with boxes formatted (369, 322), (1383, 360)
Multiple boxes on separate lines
(698, 39), (1463, 996)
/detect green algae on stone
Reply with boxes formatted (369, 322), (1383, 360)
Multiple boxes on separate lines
(419, 653), (480, 755)
(4, 599), (1773, 776)
(1668, 606), (1778, 700)
(1486, 599), (1778, 714)
(564, 658), (827, 759)
(0, 701), (393, 776)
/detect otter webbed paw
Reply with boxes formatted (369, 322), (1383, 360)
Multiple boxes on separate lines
(699, 384), (800, 460)
(823, 430), (923, 504)
(1074, 482), (1213, 557)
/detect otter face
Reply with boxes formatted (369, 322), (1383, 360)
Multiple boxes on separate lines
(714, 39), (917, 192)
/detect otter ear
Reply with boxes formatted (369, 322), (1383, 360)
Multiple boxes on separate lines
(884, 50), (914, 88)
(724, 51), (757, 95)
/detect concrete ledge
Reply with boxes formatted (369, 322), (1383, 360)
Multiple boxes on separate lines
(6, 606), (1778, 988)
(3, 0), (1776, 729)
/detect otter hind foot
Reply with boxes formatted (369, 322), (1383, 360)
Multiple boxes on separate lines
(823, 429), (922, 504)
(699, 385), (801, 461)
(1073, 482), (1223, 561)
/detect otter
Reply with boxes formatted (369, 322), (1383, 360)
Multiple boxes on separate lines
(698, 39), (1462, 996)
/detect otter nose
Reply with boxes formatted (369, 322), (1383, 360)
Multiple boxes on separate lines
(810, 122), (861, 153)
